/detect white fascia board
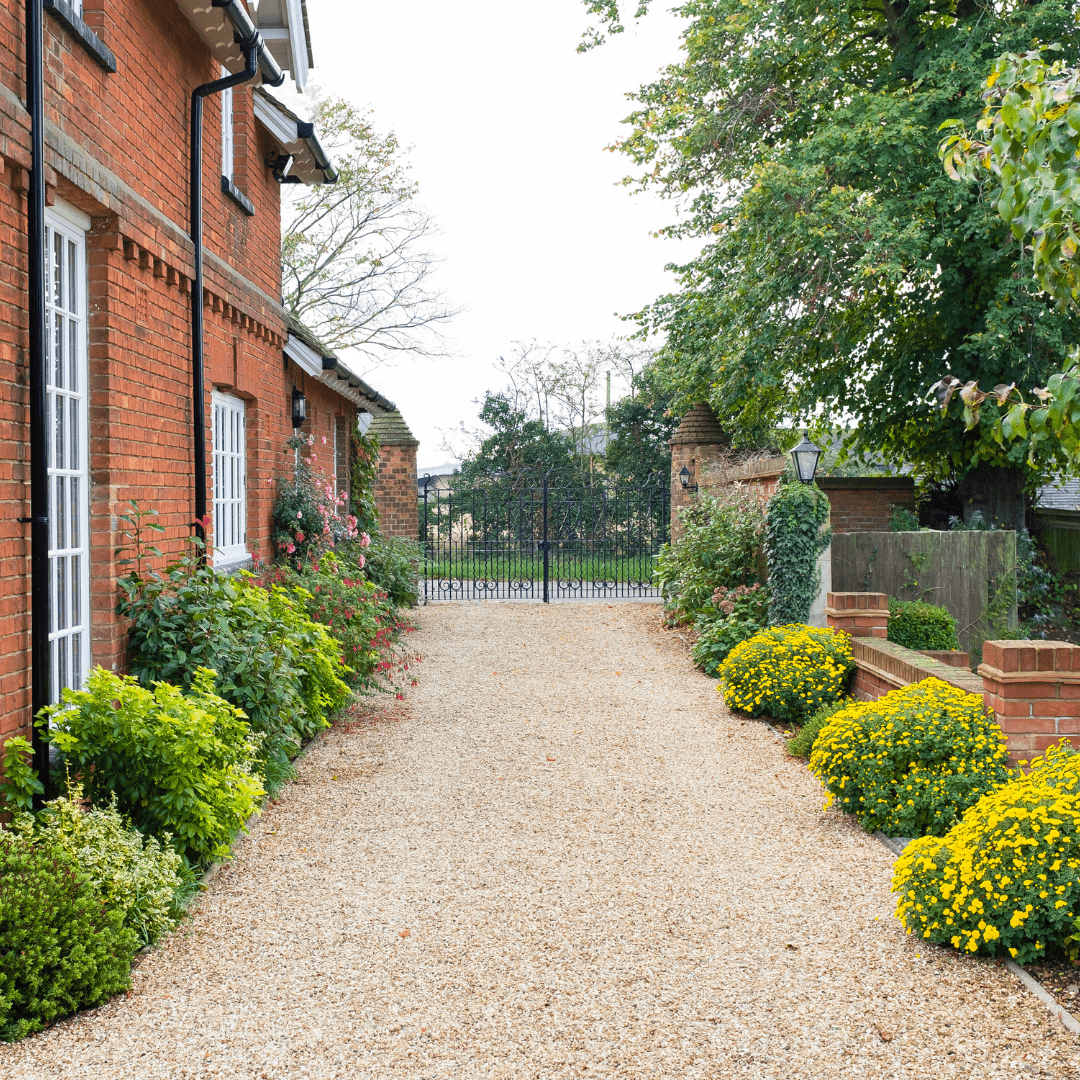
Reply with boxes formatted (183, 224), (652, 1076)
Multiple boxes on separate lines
(284, 0), (309, 89)
(283, 333), (323, 378)
(254, 0), (310, 88)
(253, 92), (299, 145)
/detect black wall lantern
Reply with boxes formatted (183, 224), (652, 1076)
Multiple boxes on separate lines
(790, 432), (822, 484)
(678, 465), (697, 492)
(291, 387), (307, 429)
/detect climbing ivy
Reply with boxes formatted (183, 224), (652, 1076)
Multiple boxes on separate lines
(350, 422), (380, 538)
(765, 479), (831, 626)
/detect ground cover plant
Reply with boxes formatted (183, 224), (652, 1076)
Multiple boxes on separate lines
(887, 599), (960, 652)
(893, 742), (1080, 964)
(655, 487), (766, 624)
(719, 624), (853, 723)
(691, 584), (768, 676)
(809, 679), (1011, 838)
(0, 830), (137, 1042)
(40, 668), (265, 867)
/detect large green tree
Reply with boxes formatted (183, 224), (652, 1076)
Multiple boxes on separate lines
(583, 0), (1080, 527)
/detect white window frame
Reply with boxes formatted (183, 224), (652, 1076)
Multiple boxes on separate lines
(46, 201), (91, 701)
(211, 391), (248, 568)
(334, 414), (350, 508)
(71, 0), (83, 13)
(221, 67), (234, 181)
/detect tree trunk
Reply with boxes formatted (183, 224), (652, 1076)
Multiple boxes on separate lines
(955, 462), (1026, 533)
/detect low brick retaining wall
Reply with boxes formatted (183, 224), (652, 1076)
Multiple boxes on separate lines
(827, 592), (1080, 762)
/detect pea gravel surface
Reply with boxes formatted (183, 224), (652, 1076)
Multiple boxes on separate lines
(3, 602), (1078, 1079)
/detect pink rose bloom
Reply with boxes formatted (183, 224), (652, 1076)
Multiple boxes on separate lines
(286, 543), (296, 554)
(360, 532), (371, 549)
(357, 554), (366, 569)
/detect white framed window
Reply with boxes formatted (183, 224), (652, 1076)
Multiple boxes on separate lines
(71, 0), (83, 13)
(221, 68), (234, 181)
(46, 204), (91, 700)
(211, 391), (247, 566)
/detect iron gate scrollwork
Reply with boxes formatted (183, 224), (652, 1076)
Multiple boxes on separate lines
(420, 474), (670, 601)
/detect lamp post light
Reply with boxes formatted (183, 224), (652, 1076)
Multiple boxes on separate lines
(790, 432), (822, 484)
(291, 387), (307, 430)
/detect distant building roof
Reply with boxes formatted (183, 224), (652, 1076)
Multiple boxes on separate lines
(669, 403), (731, 447)
(368, 409), (419, 448)
(1038, 478), (1080, 512)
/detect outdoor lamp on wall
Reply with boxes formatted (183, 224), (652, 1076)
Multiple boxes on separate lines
(291, 387), (307, 429)
(790, 432), (822, 484)
(678, 465), (697, 492)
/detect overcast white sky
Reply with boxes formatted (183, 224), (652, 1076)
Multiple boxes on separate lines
(291, 0), (698, 467)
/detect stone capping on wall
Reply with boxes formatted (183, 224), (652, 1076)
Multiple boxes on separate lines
(852, 638), (985, 698)
(825, 591), (890, 638)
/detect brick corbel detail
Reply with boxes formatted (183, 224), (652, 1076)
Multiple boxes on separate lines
(825, 592), (889, 639)
(979, 640), (1080, 761)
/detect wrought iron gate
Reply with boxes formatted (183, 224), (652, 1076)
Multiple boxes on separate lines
(420, 475), (670, 601)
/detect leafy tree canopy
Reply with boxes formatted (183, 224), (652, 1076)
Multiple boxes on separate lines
(605, 365), (677, 484)
(582, 0), (1080, 486)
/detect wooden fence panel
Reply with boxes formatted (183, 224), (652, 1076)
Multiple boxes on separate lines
(831, 531), (1017, 655)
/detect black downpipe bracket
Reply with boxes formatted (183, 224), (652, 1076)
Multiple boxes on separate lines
(27, 0), (50, 804)
(190, 41), (259, 548)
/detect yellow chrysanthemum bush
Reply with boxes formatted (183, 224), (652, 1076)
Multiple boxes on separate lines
(809, 678), (1010, 837)
(718, 624), (853, 722)
(893, 742), (1080, 964)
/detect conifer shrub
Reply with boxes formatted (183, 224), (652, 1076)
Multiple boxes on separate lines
(0, 831), (137, 1042)
(718, 624), (853, 722)
(809, 678), (1011, 837)
(893, 742), (1080, 964)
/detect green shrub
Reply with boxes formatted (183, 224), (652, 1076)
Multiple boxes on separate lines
(0, 735), (43, 812)
(787, 699), (849, 759)
(117, 505), (351, 791)
(719, 624), (853, 722)
(893, 741), (1080, 964)
(691, 584), (769, 676)
(0, 831), (137, 1042)
(13, 783), (184, 947)
(655, 488), (767, 622)
(765, 479), (831, 626)
(887, 598), (960, 651)
(358, 534), (422, 608)
(349, 422), (380, 537)
(809, 678), (1011, 838)
(41, 668), (265, 867)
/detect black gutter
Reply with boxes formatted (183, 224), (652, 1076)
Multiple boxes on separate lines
(26, 0), (49, 804)
(190, 16), (284, 546)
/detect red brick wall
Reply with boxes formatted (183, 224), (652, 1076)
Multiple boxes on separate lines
(818, 480), (916, 534)
(374, 443), (418, 539)
(0, 3), (348, 748)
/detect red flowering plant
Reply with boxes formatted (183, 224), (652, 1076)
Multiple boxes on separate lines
(259, 549), (419, 698)
(271, 434), (359, 567)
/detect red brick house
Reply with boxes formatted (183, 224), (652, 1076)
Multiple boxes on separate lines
(0, 2), (416, 781)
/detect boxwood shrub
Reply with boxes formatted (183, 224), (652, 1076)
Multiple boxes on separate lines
(0, 831), (137, 1042)
(809, 678), (1010, 837)
(893, 741), (1080, 964)
(887, 598), (960, 652)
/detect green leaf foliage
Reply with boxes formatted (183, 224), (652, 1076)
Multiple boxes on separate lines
(655, 487), (767, 623)
(41, 668), (265, 867)
(888, 598), (961, 652)
(13, 784), (184, 947)
(690, 584), (769, 676)
(0, 736), (42, 812)
(584, 0), (1080, 483)
(350, 422), (381, 538)
(765, 480), (831, 626)
(604, 366), (677, 485)
(787, 699), (850, 760)
(0, 831), (137, 1042)
(354, 534), (422, 609)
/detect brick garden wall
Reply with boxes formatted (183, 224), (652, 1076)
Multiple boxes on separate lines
(818, 478), (916, 533)
(374, 443), (418, 540)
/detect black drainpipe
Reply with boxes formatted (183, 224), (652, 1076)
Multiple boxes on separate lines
(26, 0), (49, 804)
(190, 10), (284, 547)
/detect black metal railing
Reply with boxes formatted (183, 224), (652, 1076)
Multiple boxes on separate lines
(419, 474), (670, 601)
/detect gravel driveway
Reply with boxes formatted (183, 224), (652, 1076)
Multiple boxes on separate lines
(3, 602), (1079, 1079)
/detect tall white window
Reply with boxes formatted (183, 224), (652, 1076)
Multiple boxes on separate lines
(46, 205), (90, 700)
(212, 391), (247, 566)
(221, 69), (234, 181)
